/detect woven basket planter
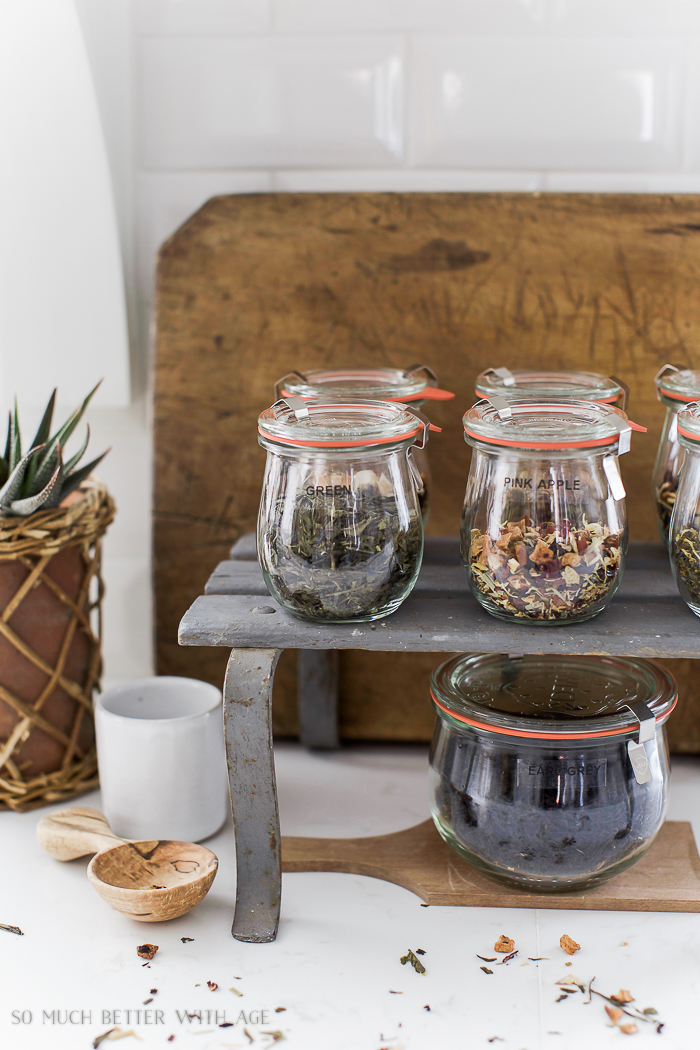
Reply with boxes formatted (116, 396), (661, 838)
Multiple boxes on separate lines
(0, 478), (115, 812)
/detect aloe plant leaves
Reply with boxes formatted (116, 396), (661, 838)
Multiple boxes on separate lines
(0, 383), (107, 516)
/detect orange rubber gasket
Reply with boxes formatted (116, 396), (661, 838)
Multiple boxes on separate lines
(431, 690), (677, 740)
(281, 387), (454, 402)
(462, 428), (622, 451)
(676, 423), (700, 443)
(660, 387), (700, 402)
(259, 423), (440, 448)
(473, 390), (621, 405)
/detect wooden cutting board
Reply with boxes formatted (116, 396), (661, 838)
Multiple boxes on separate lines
(153, 192), (700, 750)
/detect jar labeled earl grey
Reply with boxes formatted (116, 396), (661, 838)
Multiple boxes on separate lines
(430, 653), (675, 892)
(258, 398), (436, 622)
(461, 398), (645, 624)
(274, 366), (453, 521)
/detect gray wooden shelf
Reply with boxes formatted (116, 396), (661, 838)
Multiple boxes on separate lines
(178, 535), (698, 945)
(180, 539), (699, 659)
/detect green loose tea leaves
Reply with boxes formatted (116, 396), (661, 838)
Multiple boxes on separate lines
(263, 485), (421, 622)
(468, 517), (622, 621)
(400, 949), (427, 975)
(673, 527), (700, 606)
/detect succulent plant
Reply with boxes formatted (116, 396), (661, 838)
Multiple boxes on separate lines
(0, 383), (108, 516)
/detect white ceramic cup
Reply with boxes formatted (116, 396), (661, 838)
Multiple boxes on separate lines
(94, 677), (228, 843)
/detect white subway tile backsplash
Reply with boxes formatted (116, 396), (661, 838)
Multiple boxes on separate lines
(274, 0), (547, 35)
(549, 1), (700, 35)
(411, 37), (683, 171)
(135, 0), (271, 35)
(137, 171), (272, 298)
(272, 169), (543, 191)
(140, 36), (404, 170)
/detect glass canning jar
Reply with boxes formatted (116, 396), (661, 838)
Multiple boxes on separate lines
(475, 367), (627, 408)
(461, 398), (645, 624)
(430, 653), (675, 892)
(652, 364), (700, 543)
(274, 366), (454, 522)
(257, 398), (438, 623)
(669, 401), (700, 617)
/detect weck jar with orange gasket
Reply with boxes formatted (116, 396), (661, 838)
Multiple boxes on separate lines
(430, 653), (675, 891)
(475, 367), (627, 408)
(652, 364), (700, 543)
(461, 398), (646, 624)
(257, 398), (438, 622)
(274, 366), (454, 522)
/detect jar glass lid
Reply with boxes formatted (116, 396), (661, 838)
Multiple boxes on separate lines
(275, 366), (454, 403)
(676, 401), (700, 445)
(476, 368), (623, 403)
(463, 398), (639, 451)
(258, 398), (438, 448)
(655, 364), (700, 403)
(431, 653), (677, 739)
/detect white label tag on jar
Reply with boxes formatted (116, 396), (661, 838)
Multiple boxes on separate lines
(627, 740), (652, 785)
(603, 455), (626, 500)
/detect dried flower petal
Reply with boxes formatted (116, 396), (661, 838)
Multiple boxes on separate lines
(136, 944), (158, 961)
(606, 1006), (623, 1023)
(619, 1024), (638, 1035)
(615, 990), (634, 1003)
(207, 981), (218, 991)
(559, 935), (580, 956)
(494, 935), (515, 953)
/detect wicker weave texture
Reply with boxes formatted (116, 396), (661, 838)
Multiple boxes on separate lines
(0, 480), (115, 811)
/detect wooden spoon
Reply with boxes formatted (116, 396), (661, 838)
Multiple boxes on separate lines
(37, 807), (218, 922)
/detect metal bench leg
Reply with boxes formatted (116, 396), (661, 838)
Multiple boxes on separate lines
(223, 647), (282, 942)
(297, 650), (340, 750)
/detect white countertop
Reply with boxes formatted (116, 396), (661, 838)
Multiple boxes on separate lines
(2, 744), (699, 1050)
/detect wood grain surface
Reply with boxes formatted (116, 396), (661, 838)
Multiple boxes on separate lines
(154, 193), (700, 749)
(281, 819), (700, 912)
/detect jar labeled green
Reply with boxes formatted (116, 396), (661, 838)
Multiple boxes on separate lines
(258, 398), (436, 623)
(430, 653), (675, 892)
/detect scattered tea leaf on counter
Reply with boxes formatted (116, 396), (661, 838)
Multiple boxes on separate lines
(528, 958), (548, 961)
(219, 1023), (234, 1028)
(275, 1008), (286, 1013)
(400, 949), (426, 975)
(642, 1008), (657, 1016)
(0, 923), (23, 936)
(261, 1033), (285, 1043)
(150, 989), (157, 995)
(613, 990), (634, 1004)
(657, 1023), (665, 1034)
(389, 991), (402, 995)
(555, 995), (568, 1003)
(480, 967), (493, 975)
(142, 999), (153, 1005)
(496, 951), (518, 965)
(424, 1006), (431, 1012)
(105, 1031), (140, 1043)
(243, 1030), (254, 1044)
(619, 1024), (638, 1035)
(229, 987), (243, 997)
(606, 1007), (624, 1024)
(477, 955), (497, 962)
(494, 935), (515, 953)
(487, 1038), (503, 1043)
(415, 949), (426, 955)
(560, 935), (580, 956)
(93, 1029), (118, 1048)
(136, 944), (158, 961)
(207, 981), (218, 991)
(181, 937), (194, 943)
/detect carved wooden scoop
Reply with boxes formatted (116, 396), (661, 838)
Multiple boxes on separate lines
(37, 807), (218, 922)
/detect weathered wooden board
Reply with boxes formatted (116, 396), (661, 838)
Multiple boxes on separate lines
(282, 819), (700, 912)
(155, 193), (700, 748)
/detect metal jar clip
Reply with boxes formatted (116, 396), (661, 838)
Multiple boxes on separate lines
(626, 701), (656, 785)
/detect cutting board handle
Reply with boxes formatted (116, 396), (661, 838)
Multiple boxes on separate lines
(37, 807), (128, 861)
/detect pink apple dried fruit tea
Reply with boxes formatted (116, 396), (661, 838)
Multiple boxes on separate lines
(468, 516), (622, 622)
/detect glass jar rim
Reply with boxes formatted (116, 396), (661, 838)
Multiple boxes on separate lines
(258, 398), (437, 449)
(463, 398), (637, 451)
(677, 400), (700, 446)
(431, 653), (677, 740)
(475, 368), (623, 403)
(276, 366), (454, 403)
(656, 364), (700, 403)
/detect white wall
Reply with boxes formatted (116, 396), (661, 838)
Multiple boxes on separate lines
(76, 0), (700, 682)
